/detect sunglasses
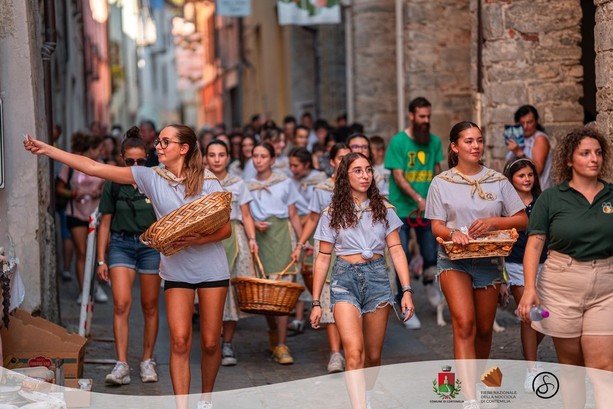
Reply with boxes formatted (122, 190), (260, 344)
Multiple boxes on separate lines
(125, 158), (147, 166)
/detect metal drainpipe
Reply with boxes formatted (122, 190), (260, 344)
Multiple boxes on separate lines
(343, 1), (354, 123)
(42, 0), (59, 322)
(395, 0), (405, 131)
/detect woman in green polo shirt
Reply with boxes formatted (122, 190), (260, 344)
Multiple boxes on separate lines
(519, 127), (613, 409)
(96, 128), (162, 386)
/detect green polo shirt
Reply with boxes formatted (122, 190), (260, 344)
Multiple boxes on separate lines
(384, 130), (443, 218)
(98, 181), (157, 234)
(528, 180), (613, 261)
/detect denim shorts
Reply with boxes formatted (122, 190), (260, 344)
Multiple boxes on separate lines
(329, 257), (395, 315)
(108, 232), (160, 274)
(505, 262), (543, 287)
(436, 246), (504, 288)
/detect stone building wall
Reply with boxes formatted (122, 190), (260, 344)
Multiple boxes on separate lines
(594, 0), (613, 140)
(0, 0), (55, 316)
(350, 1), (398, 138)
(405, 0), (473, 151)
(479, 0), (584, 170)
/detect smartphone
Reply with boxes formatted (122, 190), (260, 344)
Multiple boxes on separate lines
(503, 124), (525, 149)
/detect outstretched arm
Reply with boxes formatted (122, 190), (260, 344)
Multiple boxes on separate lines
(24, 135), (135, 184)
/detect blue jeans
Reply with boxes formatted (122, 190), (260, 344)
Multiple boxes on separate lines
(395, 219), (438, 302)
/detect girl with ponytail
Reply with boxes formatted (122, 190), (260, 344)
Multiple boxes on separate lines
(425, 121), (528, 408)
(24, 124), (231, 409)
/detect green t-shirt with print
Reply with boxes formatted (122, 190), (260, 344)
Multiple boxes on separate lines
(384, 130), (444, 218)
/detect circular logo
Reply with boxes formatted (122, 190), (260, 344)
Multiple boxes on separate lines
(533, 371), (560, 399)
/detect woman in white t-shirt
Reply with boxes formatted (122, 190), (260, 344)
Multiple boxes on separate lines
(310, 152), (414, 409)
(25, 125), (231, 409)
(206, 140), (258, 367)
(246, 141), (303, 365)
(425, 121), (527, 409)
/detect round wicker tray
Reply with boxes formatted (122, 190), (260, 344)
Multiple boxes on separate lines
(140, 191), (232, 256)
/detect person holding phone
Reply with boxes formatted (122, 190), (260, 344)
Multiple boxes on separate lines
(506, 105), (553, 190)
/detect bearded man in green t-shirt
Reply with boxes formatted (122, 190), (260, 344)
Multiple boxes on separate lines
(384, 97), (444, 330)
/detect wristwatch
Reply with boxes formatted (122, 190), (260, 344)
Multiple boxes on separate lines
(96, 260), (106, 266)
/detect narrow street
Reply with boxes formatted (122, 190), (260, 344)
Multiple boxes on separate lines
(58, 276), (558, 397)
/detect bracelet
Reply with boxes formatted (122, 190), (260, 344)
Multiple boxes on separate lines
(401, 285), (414, 294)
(311, 300), (321, 308)
(96, 260), (106, 266)
(319, 251), (332, 255)
(248, 237), (256, 241)
(449, 228), (457, 240)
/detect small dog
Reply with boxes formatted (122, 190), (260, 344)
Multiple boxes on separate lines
(423, 266), (448, 327)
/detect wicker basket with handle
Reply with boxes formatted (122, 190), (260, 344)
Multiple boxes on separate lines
(231, 253), (304, 316)
(436, 229), (519, 260)
(139, 191), (232, 256)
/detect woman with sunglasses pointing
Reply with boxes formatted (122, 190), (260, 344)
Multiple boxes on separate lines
(96, 127), (162, 386)
(24, 125), (231, 409)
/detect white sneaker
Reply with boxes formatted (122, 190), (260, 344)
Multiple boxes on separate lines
(140, 359), (158, 383)
(221, 342), (237, 366)
(426, 284), (443, 307)
(105, 361), (131, 385)
(197, 401), (213, 409)
(76, 292), (84, 305)
(327, 352), (345, 373)
(403, 313), (422, 330)
(94, 286), (109, 303)
(524, 365), (543, 393)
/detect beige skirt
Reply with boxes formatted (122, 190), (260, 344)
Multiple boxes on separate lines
(222, 220), (256, 321)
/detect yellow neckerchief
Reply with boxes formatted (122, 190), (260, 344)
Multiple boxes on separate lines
(314, 177), (335, 193)
(436, 167), (507, 201)
(298, 170), (327, 189)
(152, 166), (217, 187)
(247, 171), (288, 197)
(220, 173), (243, 188)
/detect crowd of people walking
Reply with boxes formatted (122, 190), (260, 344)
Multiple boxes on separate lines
(27, 99), (612, 409)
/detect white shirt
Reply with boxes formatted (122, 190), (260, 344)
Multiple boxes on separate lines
(132, 166), (230, 283)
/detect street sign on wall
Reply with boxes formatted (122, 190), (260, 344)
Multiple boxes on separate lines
(216, 0), (251, 17)
(277, 0), (341, 25)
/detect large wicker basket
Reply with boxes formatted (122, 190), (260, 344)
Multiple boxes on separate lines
(231, 253), (304, 316)
(140, 191), (232, 256)
(437, 229), (519, 260)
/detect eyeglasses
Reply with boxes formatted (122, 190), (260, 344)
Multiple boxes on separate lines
(349, 167), (373, 178)
(124, 158), (147, 166)
(154, 138), (183, 149)
(350, 144), (369, 151)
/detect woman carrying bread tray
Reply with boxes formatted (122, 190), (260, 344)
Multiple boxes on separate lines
(424, 121), (527, 409)
(246, 141), (303, 365)
(310, 152), (414, 409)
(24, 124), (231, 409)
